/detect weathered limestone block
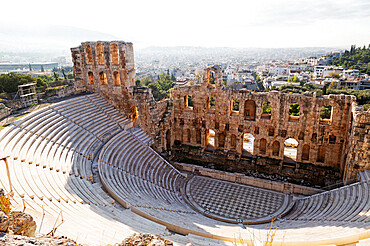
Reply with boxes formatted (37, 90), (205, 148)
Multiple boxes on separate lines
(0, 211), (36, 237)
(0, 103), (11, 119)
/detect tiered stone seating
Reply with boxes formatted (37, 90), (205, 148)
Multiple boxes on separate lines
(359, 170), (370, 182)
(98, 131), (192, 213)
(0, 95), (166, 245)
(282, 180), (370, 226)
(1, 93), (370, 246)
(128, 128), (154, 146)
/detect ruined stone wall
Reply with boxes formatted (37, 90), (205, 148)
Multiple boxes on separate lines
(70, 41), (369, 184)
(0, 103), (11, 119)
(344, 106), (370, 181)
(71, 41), (136, 117)
(161, 68), (356, 183)
(71, 41), (167, 139)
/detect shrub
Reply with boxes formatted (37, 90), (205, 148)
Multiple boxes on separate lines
(0, 194), (11, 215)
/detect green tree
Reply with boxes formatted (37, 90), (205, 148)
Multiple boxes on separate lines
(0, 73), (36, 93)
(289, 103), (300, 116)
(147, 73), (175, 101)
(320, 105), (332, 119)
(262, 101), (271, 114)
(288, 76), (300, 82)
(135, 79), (142, 86)
(328, 72), (340, 79)
(53, 71), (59, 81)
(142, 77), (152, 86)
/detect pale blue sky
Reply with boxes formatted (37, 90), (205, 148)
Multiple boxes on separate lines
(1, 0), (369, 49)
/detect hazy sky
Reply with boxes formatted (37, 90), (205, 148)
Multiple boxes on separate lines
(1, 0), (370, 49)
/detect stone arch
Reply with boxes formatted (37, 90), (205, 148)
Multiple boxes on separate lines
(85, 44), (93, 64)
(259, 138), (267, 154)
(284, 138), (299, 162)
(99, 71), (108, 85)
(242, 133), (255, 156)
(262, 101), (271, 119)
(244, 100), (256, 120)
(88, 71), (94, 84)
(317, 145), (326, 163)
(113, 71), (121, 86)
(97, 43), (105, 65)
(272, 140), (280, 156)
(110, 43), (119, 65)
(302, 144), (310, 161)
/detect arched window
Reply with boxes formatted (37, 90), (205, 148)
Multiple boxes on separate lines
(88, 71), (94, 84)
(113, 71), (120, 86)
(99, 71), (108, 85)
(289, 103), (300, 122)
(97, 43), (105, 65)
(244, 100), (256, 120)
(85, 44), (93, 64)
(302, 144), (310, 161)
(320, 105), (333, 124)
(272, 140), (280, 156)
(110, 43), (119, 65)
(284, 138), (298, 161)
(262, 101), (271, 119)
(242, 133), (255, 155)
(260, 138), (267, 154)
(317, 145), (326, 163)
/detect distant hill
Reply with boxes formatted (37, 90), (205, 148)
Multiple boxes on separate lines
(332, 45), (370, 75)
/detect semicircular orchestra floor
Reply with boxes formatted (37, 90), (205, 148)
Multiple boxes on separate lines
(184, 176), (292, 224)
